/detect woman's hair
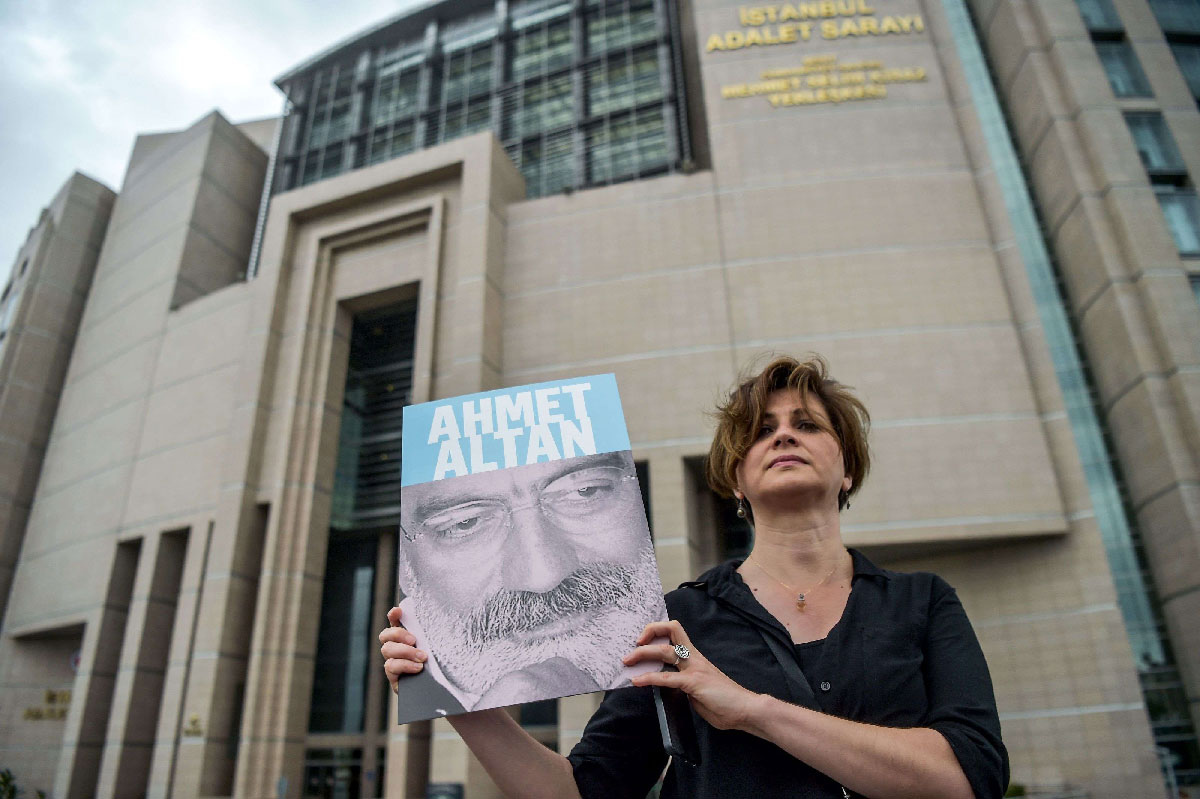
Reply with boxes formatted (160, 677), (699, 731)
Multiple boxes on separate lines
(706, 354), (871, 511)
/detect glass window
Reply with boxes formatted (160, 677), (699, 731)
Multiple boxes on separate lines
(366, 123), (416, 166)
(1149, 0), (1200, 34)
(440, 102), (492, 142)
(372, 68), (420, 127)
(587, 48), (663, 115)
(1156, 190), (1200, 255)
(511, 18), (573, 81)
(1096, 40), (1153, 97)
(505, 76), (573, 140)
(303, 748), (364, 799)
(308, 537), (377, 733)
(586, 2), (657, 55)
(1126, 112), (1185, 173)
(1191, 275), (1200, 306)
(441, 44), (493, 105)
(519, 130), (575, 196)
(1170, 42), (1200, 100)
(1076, 0), (1123, 31)
(587, 108), (668, 182)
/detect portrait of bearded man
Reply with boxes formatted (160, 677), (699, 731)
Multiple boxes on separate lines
(396, 449), (667, 721)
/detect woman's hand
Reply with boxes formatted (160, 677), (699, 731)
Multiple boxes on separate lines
(624, 619), (763, 732)
(379, 606), (427, 692)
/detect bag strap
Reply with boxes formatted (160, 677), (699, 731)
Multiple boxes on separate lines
(754, 626), (819, 709)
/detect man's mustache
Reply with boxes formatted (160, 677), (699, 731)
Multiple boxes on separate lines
(465, 562), (639, 643)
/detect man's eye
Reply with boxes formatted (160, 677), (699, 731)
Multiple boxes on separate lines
(421, 504), (503, 539)
(544, 467), (624, 510)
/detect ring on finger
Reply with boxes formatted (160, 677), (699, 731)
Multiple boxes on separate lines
(672, 643), (691, 665)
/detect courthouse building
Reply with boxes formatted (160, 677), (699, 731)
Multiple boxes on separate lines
(2, 0), (1200, 797)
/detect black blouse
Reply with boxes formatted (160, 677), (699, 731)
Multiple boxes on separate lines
(568, 549), (1008, 799)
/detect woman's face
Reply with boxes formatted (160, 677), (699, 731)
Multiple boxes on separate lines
(734, 390), (851, 513)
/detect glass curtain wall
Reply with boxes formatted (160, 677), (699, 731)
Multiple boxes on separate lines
(276, 0), (689, 199)
(306, 302), (418, 799)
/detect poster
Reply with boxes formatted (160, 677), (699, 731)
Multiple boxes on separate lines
(397, 374), (667, 724)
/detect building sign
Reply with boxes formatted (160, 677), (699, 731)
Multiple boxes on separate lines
(23, 689), (71, 721)
(705, 2), (926, 52)
(721, 54), (926, 107)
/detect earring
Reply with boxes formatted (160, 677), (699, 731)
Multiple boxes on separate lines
(736, 496), (746, 519)
(838, 489), (850, 510)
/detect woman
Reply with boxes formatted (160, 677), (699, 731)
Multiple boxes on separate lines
(381, 356), (1008, 799)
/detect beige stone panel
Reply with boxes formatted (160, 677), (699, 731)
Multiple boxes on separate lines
(727, 246), (1009, 341)
(97, 184), (201, 275)
(1074, 107), (1153, 190)
(849, 417), (1066, 536)
(69, 281), (171, 378)
(982, 0), (1037, 92)
(1102, 185), (1188, 274)
(156, 292), (250, 387)
(708, 103), (969, 187)
(1137, 44), (1198, 111)
(108, 134), (209, 233)
(38, 235), (100, 299)
(202, 122), (270, 203)
(52, 338), (158, 432)
(559, 693), (602, 753)
(1165, 111), (1200, 185)
(1003, 51), (1064, 162)
(20, 465), (129, 557)
(331, 225), (429, 302)
(123, 436), (224, 526)
(1040, 414), (1092, 516)
(1162, 586), (1200, 716)
(1136, 481), (1200, 601)
(122, 115), (220, 189)
(505, 186), (720, 294)
(1046, 37), (1118, 111)
(1107, 377), (1200, 507)
(82, 228), (186, 326)
(4, 327), (71, 392)
(717, 173), (990, 263)
(503, 268), (729, 372)
(173, 227), (247, 302)
(22, 278), (86, 339)
(1142, 269), (1200, 365)
(3, 535), (116, 629)
(1052, 195), (1128, 313)
(0, 380), (56, 453)
(189, 179), (258, 260)
(36, 400), (143, 496)
(0, 439), (33, 510)
(1027, 119), (1101, 231)
(139, 364), (238, 454)
(1078, 281), (1161, 402)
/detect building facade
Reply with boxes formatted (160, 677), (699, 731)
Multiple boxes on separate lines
(1, 1), (1198, 798)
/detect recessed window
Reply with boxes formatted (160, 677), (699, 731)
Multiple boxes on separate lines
(1169, 42), (1200, 102)
(1097, 40), (1153, 97)
(1076, 0), (1123, 32)
(1156, 190), (1200, 255)
(1125, 112), (1186, 175)
(1149, 0), (1200, 35)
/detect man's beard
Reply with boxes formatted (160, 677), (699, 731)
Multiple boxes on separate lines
(412, 547), (666, 698)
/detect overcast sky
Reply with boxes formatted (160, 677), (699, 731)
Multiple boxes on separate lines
(0, 0), (422, 287)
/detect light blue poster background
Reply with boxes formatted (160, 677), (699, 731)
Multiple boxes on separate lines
(401, 374), (630, 487)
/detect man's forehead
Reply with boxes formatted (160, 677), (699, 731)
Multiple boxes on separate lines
(401, 451), (630, 510)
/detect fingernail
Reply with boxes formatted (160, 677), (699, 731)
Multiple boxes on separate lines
(417, 651), (427, 662)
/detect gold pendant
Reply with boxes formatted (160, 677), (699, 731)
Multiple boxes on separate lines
(796, 593), (806, 611)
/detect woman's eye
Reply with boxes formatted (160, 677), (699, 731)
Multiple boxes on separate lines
(757, 426), (774, 438)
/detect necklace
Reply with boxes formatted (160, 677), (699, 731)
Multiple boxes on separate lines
(747, 551), (846, 611)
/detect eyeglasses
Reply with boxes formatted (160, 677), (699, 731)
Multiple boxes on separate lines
(401, 465), (638, 545)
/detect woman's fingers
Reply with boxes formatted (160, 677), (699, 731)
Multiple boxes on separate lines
(381, 641), (426, 662)
(387, 605), (402, 627)
(623, 642), (680, 667)
(635, 619), (692, 647)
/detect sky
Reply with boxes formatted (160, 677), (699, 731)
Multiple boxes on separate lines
(0, 0), (423, 287)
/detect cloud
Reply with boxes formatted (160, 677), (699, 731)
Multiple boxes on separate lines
(0, 0), (420, 282)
